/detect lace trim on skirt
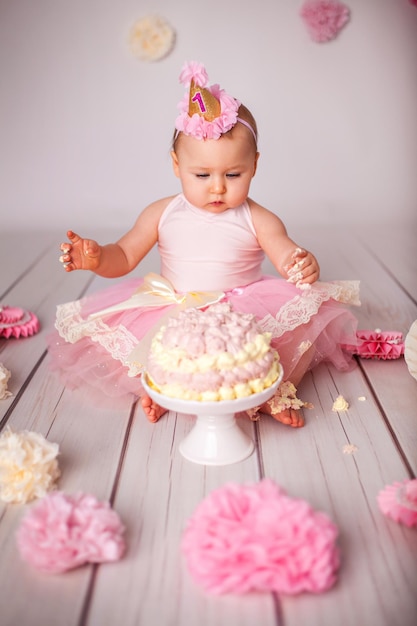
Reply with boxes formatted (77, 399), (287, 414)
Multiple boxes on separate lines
(55, 300), (139, 365)
(257, 280), (360, 338)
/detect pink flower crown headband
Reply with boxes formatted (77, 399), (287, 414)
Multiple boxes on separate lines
(175, 61), (257, 142)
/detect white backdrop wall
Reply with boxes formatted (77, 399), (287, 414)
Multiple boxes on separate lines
(1, 0), (416, 232)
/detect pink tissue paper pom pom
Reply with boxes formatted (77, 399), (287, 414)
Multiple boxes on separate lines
(16, 491), (126, 573)
(300, 0), (350, 43)
(378, 479), (417, 528)
(182, 479), (340, 595)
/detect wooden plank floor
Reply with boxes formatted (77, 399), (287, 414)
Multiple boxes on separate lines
(0, 225), (416, 626)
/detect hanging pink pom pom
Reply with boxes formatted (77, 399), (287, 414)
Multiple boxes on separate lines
(16, 491), (126, 573)
(378, 479), (417, 528)
(300, 0), (350, 43)
(182, 479), (340, 595)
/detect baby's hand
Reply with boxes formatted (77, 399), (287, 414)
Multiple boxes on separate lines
(284, 247), (320, 287)
(59, 230), (101, 272)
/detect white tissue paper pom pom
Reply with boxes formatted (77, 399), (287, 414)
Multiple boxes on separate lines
(0, 429), (60, 503)
(0, 363), (12, 399)
(129, 15), (175, 62)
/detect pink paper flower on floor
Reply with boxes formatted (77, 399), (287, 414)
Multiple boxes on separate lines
(182, 479), (340, 595)
(378, 479), (417, 528)
(17, 491), (126, 573)
(300, 0), (350, 43)
(0, 306), (39, 338)
(355, 330), (404, 360)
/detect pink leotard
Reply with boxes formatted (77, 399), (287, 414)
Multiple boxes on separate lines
(158, 194), (265, 292)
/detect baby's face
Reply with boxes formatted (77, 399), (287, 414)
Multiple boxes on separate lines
(171, 125), (259, 213)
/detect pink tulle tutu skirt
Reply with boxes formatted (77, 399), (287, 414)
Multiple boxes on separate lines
(47, 275), (360, 402)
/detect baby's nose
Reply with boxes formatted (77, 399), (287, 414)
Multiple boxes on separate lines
(210, 176), (226, 193)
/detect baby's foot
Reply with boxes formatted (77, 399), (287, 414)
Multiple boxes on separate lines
(254, 380), (310, 427)
(247, 403), (305, 427)
(267, 406), (305, 428)
(141, 394), (167, 423)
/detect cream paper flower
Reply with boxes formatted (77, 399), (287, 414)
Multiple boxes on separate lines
(0, 363), (12, 399)
(129, 15), (175, 61)
(0, 429), (60, 503)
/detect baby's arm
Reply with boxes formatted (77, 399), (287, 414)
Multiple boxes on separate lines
(59, 198), (170, 278)
(250, 201), (320, 285)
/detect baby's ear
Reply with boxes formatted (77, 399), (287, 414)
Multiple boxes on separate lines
(171, 151), (180, 177)
(253, 152), (260, 177)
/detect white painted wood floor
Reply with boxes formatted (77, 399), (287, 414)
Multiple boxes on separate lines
(0, 225), (416, 626)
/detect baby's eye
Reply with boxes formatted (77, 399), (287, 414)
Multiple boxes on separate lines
(196, 173), (209, 179)
(226, 173), (241, 178)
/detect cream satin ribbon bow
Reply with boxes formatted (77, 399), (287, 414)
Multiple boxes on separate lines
(87, 273), (225, 375)
(88, 273), (225, 320)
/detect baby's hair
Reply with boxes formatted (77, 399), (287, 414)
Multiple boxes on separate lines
(172, 103), (258, 152)
(234, 104), (258, 150)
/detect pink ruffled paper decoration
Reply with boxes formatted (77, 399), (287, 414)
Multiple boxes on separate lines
(16, 491), (126, 573)
(355, 330), (405, 360)
(378, 479), (417, 528)
(0, 306), (39, 338)
(182, 479), (340, 595)
(300, 0), (350, 43)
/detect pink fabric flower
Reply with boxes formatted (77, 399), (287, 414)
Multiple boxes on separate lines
(16, 492), (126, 573)
(355, 330), (404, 360)
(300, 0), (350, 43)
(179, 61), (208, 87)
(378, 479), (417, 528)
(182, 480), (340, 595)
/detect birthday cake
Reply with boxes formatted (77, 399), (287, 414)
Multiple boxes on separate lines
(146, 303), (281, 401)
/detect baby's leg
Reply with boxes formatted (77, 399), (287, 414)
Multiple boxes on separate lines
(141, 394), (167, 423)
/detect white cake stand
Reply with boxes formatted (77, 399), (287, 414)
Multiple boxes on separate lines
(142, 369), (283, 466)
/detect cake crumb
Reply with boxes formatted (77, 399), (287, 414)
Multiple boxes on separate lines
(332, 395), (349, 412)
(297, 282), (311, 290)
(358, 396), (366, 401)
(343, 443), (358, 455)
